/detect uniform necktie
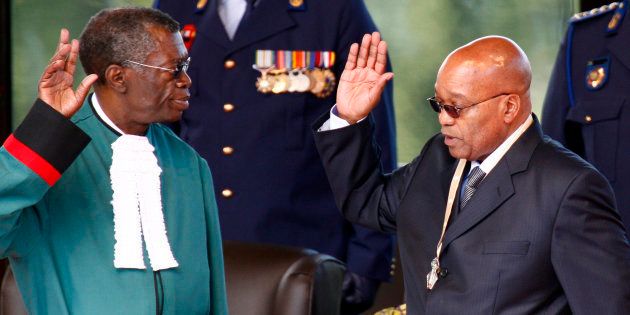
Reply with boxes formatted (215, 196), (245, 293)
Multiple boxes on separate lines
(218, 0), (248, 40)
(460, 166), (486, 209)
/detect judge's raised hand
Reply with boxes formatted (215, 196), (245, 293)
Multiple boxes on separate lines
(336, 32), (393, 124)
(38, 29), (98, 118)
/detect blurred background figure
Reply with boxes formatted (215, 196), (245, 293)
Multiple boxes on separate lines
(154, 0), (397, 313)
(543, 0), (630, 231)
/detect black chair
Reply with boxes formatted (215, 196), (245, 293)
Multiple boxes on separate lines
(223, 240), (346, 315)
(0, 263), (26, 315)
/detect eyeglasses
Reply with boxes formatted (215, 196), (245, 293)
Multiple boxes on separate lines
(123, 57), (191, 78)
(427, 93), (509, 118)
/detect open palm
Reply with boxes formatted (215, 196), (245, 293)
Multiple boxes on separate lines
(336, 32), (393, 124)
(39, 29), (98, 118)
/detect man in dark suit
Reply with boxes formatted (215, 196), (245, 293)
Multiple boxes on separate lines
(154, 0), (397, 312)
(542, 1), (630, 232)
(314, 32), (630, 314)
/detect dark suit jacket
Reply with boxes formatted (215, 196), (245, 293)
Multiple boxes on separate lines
(314, 115), (630, 314)
(154, 0), (396, 281)
(542, 1), (630, 231)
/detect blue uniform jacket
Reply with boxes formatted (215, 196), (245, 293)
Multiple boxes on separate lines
(542, 1), (630, 230)
(155, 0), (397, 281)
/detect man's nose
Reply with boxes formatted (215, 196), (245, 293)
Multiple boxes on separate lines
(176, 71), (192, 88)
(438, 108), (455, 126)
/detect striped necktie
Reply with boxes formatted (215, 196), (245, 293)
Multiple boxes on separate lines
(460, 166), (486, 209)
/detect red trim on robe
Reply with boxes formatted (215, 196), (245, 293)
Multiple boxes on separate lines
(3, 134), (61, 186)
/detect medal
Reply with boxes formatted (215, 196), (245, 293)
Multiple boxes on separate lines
(288, 70), (298, 93)
(289, 69), (311, 93)
(308, 68), (326, 94)
(253, 49), (336, 96)
(314, 69), (336, 98)
(253, 50), (276, 93)
(272, 71), (289, 94)
(253, 66), (275, 93)
(426, 258), (439, 290)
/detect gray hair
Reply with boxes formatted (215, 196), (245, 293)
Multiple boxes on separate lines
(79, 7), (179, 85)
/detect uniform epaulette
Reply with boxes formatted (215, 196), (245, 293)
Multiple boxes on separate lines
(570, 2), (622, 22)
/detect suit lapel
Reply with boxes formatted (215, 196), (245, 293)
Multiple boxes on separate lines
(229, 0), (296, 54)
(441, 117), (544, 248)
(442, 162), (515, 247)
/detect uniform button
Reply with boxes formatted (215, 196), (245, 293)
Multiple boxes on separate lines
(390, 263), (396, 270)
(222, 146), (234, 155)
(389, 270), (395, 276)
(221, 189), (233, 198)
(438, 268), (448, 278)
(223, 103), (235, 112)
(224, 59), (236, 69)
(584, 115), (592, 123)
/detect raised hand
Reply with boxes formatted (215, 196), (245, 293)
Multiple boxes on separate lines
(336, 32), (393, 124)
(38, 29), (98, 118)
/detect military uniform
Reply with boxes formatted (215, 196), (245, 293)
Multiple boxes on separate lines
(154, 0), (397, 305)
(542, 1), (630, 229)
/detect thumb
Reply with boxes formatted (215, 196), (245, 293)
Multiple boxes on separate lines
(369, 72), (393, 104)
(75, 74), (98, 103)
(65, 74), (98, 118)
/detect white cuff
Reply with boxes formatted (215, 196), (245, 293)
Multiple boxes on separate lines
(318, 105), (367, 131)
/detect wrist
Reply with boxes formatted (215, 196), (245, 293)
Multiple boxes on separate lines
(334, 106), (360, 124)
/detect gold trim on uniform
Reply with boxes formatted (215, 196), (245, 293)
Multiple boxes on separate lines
(608, 11), (622, 30)
(221, 189), (233, 198)
(196, 0), (208, 10)
(571, 2), (619, 21)
(289, 0), (304, 8)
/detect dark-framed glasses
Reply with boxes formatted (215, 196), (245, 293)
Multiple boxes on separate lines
(427, 93), (509, 118)
(123, 57), (191, 78)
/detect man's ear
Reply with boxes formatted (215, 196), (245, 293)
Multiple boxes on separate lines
(503, 94), (520, 123)
(104, 64), (128, 93)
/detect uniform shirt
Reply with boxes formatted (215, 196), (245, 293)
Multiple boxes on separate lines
(542, 1), (630, 229)
(155, 0), (398, 284)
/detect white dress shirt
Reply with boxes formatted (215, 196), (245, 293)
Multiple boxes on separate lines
(218, 0), (248, 40)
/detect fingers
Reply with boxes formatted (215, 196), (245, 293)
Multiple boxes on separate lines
(356, 34), (370, 68)
(40, 44), (72, 83)
(55, 28), (70, 56)
(344, 43), (359, 71)
(366, 32), (381, 70)
(65, 39), (80, 75)
(374, 40), (388, 74)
